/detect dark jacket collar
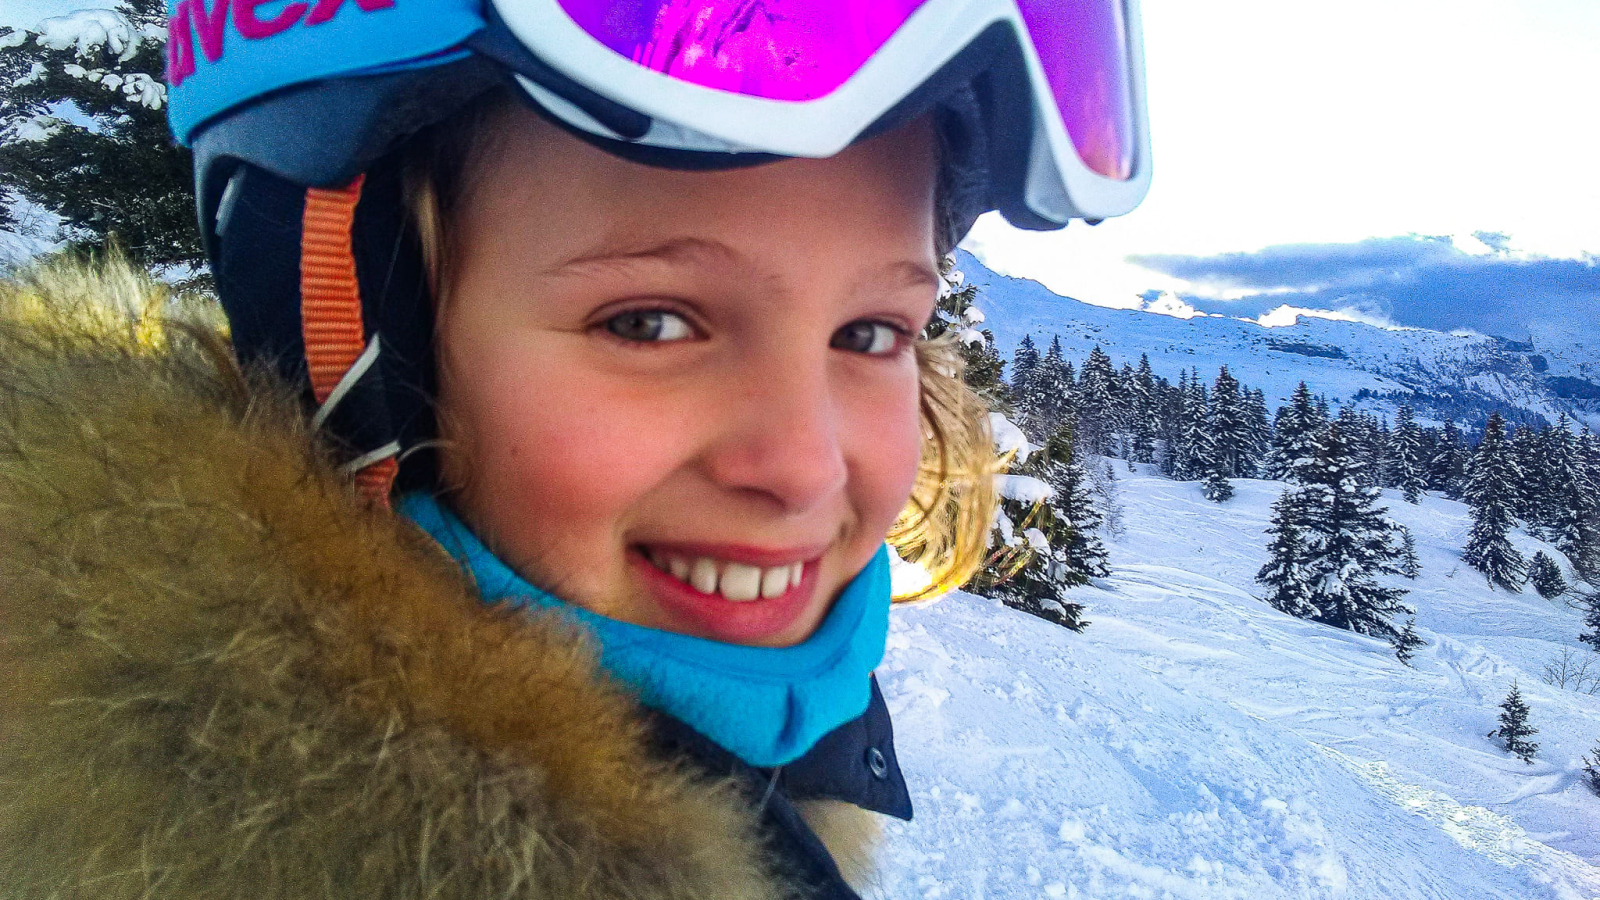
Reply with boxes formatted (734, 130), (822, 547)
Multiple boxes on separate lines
(649, 675), (912, 899)
(648, 674), (912, 821)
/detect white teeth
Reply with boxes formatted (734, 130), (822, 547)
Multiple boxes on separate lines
(720, 563), (762, 602)
(689, 557), (719, 595)
(650, 550), (808, 602)
(760, 565), (789, 600)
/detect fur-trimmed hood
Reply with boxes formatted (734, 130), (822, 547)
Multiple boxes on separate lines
(0, 263), (875, 899)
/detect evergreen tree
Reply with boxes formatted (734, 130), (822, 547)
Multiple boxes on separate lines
(1528, 551), (1568, 598)
(1030, 336), (1072, 436)
(1580, 428), (1600, 582)
(1427, 418), (1468, 498)
(1507, 425), (1544, 525)
(0, 0), (201, 267)
(1463, 413), (1528, 591)
(1388, 404), (1427, 503)
(1487, 682), (1539, 764)
(1009, 335), (1042, 433)
(1171, 373), (1211, 481)
(1208, 366), (1251, 478)
(1298, 424), (1413, 640)
(1242, 388), (1271, 477)
(1157, 371), (1189, 476)
(931, 256), (1006, 403)
(1545, 418), (1600, 582)
(1337, 408), (1384, 489)
(976, 423), (1100, 632)
(1393, 616), (1425, 666)
(1266, 383), (1321, 482)
(1399, 528), (1421, 579)
(1128, 354), (1158, 464)
(1038, 423), (1111, 585)
(1256, 491), (1318, 618)
(1203, 462), (1234, 503)
(1579, 593), (1600, 653)
(1076, 345), (1119, 457)
(1582, 743), (1600, 796)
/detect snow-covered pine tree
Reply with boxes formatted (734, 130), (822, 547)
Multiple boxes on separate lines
(1528, 551), (1568, 599)
(1508, 425), (1544, 526)
(1242, 388), (1271, 477)
(1128, 354), (1158, 464)
(1030, 335), (1071, 436)
(1428, 418), (1468, 498)
(1337, 407), (1385, 489)
(975, 423), (1095, 632)
(929, 255), (1007, 404)
(0, 0), (201, 267)
(1298, 424), (1413, 641)
(1171, 372), (1212, 481)
(1076, 345), (1119, 458)
(1157, 370), (1189, 477)
(1208, 366), (1251, 478)
(1487, 681), (1539, 764)
(1399, 527), (1421, 579)
(1463, 413), (1528, 591)
(1393, 616), (1424, 666)
(1583, 744), (1600, 796)
(1203, 462), (1234, 503)
(1388, 404), (1426, 503)
(1256, 490), (1318, 619)
(1038, 422), (1111, 586)
(1009, 335), (1043, 434)
(1265, 382), (1321, 482)
(1579, 427), (1600, 582)
(1582, 593), (1600, 653)
(1544, 417), (1600, 582)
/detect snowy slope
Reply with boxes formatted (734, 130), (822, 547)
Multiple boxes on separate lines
(872, 474), (1600, 899)
(957, 250), (1596, 430)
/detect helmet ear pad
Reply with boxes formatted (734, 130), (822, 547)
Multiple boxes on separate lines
(212, 157), (442, 493)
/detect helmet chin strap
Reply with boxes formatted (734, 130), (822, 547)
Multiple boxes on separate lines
(300, 173), (400, 506)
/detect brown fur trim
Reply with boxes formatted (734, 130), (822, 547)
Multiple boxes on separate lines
(0, 265), (788, 899)
(795, 800), (886, 892)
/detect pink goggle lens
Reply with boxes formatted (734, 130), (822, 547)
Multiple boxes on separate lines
(557, 0), (929, 101)
(1018, 0), (1136, 181)
(557, 0), (1136, 180)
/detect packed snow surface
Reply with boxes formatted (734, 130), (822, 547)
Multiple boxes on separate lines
(872, 472), (1600, 899)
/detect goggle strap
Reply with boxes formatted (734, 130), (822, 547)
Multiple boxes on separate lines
(300, 173), (399, 507)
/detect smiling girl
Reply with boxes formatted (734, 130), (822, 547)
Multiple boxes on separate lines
(0, 2), (1149, 898)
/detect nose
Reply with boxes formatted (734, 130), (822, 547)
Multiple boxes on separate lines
(700, 358), (849, 514)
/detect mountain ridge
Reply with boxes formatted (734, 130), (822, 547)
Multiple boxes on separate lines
(958, 249), (1599, 432)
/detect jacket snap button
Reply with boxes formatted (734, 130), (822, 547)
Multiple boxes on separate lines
(866, 747), (888, 779)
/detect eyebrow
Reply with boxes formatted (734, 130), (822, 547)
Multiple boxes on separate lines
(550, 235), (940, 296)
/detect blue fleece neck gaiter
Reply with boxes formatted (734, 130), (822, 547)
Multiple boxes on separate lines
(398, 492), (891, 767)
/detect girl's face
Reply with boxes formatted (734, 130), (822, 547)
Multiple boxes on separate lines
(437, 107), (938, 647)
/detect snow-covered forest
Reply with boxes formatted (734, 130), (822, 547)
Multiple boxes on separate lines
(897, 261), (1600, 897)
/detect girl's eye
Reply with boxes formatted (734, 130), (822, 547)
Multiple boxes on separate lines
(831, 320), (904, 356)
(604, 309), (695, 343)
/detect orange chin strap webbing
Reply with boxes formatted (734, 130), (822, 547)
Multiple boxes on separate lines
(300, 174), (399, 507)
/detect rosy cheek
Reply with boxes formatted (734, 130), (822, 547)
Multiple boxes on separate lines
(851, 368), (926, 534)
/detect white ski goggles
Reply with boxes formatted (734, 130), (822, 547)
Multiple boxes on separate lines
(479, 0), (1152, 225)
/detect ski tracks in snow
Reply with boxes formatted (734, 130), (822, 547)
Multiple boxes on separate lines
(872, 595), (1574, 900)
(1320, 746), (1600, 900)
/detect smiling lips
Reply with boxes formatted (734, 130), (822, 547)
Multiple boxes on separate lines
(631, 542), (825, 644)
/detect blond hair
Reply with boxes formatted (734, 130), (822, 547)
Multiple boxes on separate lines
(401, 93), (1000, 601)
